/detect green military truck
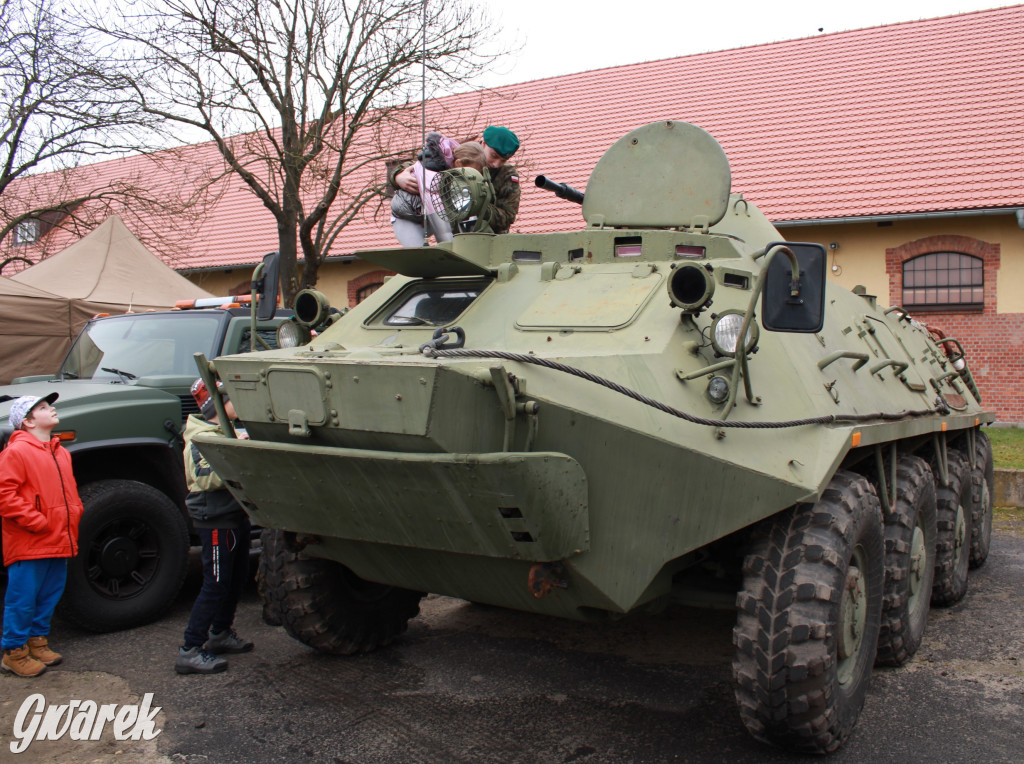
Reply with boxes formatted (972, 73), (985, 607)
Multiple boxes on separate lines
(0, 301), (287, 632)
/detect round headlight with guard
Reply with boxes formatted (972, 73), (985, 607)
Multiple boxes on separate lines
(277, 320), (312, 348)
(711, 310), (759, 357)
(428, 168), (487, 224)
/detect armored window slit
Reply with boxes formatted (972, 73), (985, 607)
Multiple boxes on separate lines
(499, 506), (524, 519)
(511, 531), (535, 542)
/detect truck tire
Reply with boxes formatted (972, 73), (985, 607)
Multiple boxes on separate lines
(259, 528), (424, 654)
(733, 470), (884, 754)
(875, 455), (936, 667)
(60, 479), (190, 632)
(968, 431), (994, 569)
(930, 449), (972, 606)
(255, 531), (283, 627)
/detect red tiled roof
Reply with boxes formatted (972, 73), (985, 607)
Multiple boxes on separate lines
(11, 5), (1024, 270)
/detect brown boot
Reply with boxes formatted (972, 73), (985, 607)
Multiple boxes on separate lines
(28, 636), (62, 666)
(1, 645), (47, 677)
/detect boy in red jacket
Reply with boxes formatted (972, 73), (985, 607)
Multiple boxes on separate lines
(0, 392), (83, 677)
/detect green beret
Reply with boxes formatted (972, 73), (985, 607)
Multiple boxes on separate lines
(483, 126), (520, 159)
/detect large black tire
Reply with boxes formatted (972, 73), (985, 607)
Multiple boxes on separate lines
(259, 528), (424, 654)
(930, 449), (972, 607)
(875, 455), (937, 667)
(968, 431), (994, 569)
(733, 471), (884, 754)
(60, 479), (190, 632)
(255, 530), (284, 627)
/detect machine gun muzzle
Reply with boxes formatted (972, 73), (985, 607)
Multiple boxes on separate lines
(535, 175), (585, 205)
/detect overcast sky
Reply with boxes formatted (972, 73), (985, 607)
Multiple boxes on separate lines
(471, 1), (1015, 87)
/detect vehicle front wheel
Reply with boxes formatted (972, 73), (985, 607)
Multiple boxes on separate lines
(61, 479), (190, 632)
(733, 470), (884, 754)
(259, 528), (424, 654)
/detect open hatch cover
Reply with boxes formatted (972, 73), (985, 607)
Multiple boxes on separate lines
(355, 246), (494, 278)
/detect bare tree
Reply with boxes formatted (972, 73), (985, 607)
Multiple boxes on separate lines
(0, 0), (165, 251)
(105, 0), (499, 301)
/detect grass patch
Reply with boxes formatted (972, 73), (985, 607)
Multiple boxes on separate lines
(994, 506), (1024, 537)
(987, 428), (1024, 470)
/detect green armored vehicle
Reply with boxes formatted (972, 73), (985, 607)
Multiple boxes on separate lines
(194, 122), (995, 754)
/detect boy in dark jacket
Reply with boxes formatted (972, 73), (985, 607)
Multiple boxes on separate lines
(175, 379), (254, 675)
(0, 392), (84, 677)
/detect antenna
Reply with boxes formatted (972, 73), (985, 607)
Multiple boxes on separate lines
(421, 0), (428, 245)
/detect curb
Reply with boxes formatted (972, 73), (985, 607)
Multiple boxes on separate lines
(994, 468), (1023, 508)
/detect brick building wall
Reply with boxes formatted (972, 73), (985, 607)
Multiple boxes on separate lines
(886, 234), (1022, 424)
(346, 269), (392, 307)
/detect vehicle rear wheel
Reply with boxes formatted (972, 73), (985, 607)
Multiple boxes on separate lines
(259, 528), (424, 654)
(733, 470), (884, 754)
(875, 455), (936, 667)
(931, 449), (972, 606)
(968, 431), (994, 569)
(60, 479), (190, 632)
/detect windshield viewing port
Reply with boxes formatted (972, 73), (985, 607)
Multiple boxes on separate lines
(377, 279), (488, 328)
(59, 314), (222, 381)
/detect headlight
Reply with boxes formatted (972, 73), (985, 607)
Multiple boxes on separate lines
(711, 310), (759, 357)
(706, 375), (730, 404)
(276, 320), (312, 348)
(428, 168), (492, 225)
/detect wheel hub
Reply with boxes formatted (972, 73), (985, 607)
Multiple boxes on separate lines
(954, 504), (967, 555)
(86, 518), (159, 599)
(839, 563), (866, 666)
(909, 525), (926, 599)
(99, 536), (141, 578)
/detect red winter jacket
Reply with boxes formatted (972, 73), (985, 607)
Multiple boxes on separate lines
(0, 430), (83, 566)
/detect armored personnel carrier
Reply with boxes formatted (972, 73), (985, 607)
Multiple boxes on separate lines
(193, 121), (995, 753)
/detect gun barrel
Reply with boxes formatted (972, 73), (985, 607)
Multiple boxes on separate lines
(535, 175), (585, 205)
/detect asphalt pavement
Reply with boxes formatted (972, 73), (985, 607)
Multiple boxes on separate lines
(1, 511), (1022, 764)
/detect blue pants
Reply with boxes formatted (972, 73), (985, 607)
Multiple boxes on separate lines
(183, 523), (251, 649)
(2, 558), (68, 649)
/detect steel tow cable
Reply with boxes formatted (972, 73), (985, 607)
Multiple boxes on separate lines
(421, 347), (948, 429)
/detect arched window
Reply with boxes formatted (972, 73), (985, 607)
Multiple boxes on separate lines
(356, 282), (383, 304)
(902, 252), (983, 309)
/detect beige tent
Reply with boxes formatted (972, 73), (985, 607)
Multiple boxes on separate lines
(11, 215), (214, 312)
(2, 216), (215, 384)
(0, 277), (79, 384)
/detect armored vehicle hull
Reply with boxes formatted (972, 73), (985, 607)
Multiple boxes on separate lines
(195, 122), (995, 753)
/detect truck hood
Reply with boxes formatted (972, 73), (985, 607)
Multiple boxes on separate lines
(0, 379), (184, 445)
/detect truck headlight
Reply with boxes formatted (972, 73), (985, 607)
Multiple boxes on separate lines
(711, 310), (759, 357)
(277, 319), (312, 348)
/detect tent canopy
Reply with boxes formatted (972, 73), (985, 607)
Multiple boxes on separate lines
(12, 215), (214, 310)
(0, 277), (77, 383)
(1, 217), (216, 383)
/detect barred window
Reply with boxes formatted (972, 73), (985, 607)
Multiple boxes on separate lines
(902, 252), (983, 309)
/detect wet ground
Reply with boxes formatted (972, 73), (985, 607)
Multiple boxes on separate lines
(2, 510), (1022, 763)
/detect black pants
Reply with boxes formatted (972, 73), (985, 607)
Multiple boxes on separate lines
(183, 522), (251, 649)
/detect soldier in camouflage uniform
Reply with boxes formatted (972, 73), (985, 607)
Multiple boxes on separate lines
(391, 125), (521, 236)
(478, 126), (521, 234)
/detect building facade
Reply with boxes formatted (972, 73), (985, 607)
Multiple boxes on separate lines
(5, 5), (1023, 420)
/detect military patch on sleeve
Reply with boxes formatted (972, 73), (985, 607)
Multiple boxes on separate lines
(510, 175), (519, 184)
